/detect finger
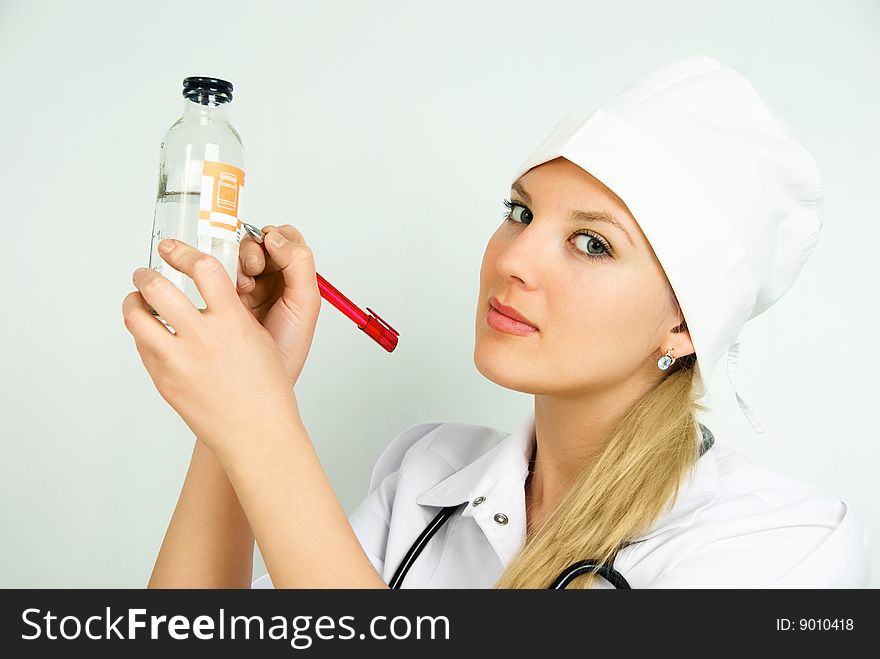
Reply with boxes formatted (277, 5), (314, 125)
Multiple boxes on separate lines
(237, 268), (256, 292)
(257, 225), (313, 277)
(238, 270), (278, 311)
(122, 290), (175, 351)
(261, 226), (321, 310)
(157, 239), (238, 314)
(238, 234), (266, 277)
(131, 266), (204, 335)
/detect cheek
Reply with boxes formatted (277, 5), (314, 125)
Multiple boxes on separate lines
(550, 272), (660, 356)
(552, 282), (619, 339)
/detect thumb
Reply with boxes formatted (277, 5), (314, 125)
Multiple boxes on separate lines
(263, 228), (321, 312)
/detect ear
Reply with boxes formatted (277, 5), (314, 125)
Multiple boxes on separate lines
(668, 316), (696, 359)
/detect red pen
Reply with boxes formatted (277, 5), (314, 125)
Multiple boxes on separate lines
(241, 222), (400, 352)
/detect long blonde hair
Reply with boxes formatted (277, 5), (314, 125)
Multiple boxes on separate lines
(494, 340), (707, 589)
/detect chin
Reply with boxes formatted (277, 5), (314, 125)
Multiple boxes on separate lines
(473, 343), (539, 394)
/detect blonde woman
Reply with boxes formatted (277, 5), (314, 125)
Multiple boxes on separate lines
(124, 56), (870, 589)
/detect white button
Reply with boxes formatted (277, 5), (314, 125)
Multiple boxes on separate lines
(493, 513), (509, 525)
(472, 496), (486, 506)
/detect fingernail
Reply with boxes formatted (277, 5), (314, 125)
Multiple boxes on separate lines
(159, 239), (174, 254)
(268, 233), (287, 248)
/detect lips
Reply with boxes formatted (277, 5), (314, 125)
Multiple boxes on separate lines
(488, 297), (538, 330)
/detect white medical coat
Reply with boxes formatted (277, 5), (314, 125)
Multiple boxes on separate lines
(253, 411), (871, 588)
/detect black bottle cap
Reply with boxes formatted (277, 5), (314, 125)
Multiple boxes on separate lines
(182, 76), (233, 105)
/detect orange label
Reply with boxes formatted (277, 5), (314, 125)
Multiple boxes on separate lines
(199, 160), (244, 240)
(201, 161), (245, 218)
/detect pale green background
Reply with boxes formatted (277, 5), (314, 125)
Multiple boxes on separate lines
(0, 0), (877, 587)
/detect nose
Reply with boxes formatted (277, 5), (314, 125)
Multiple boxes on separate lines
(493, 223), (548, 286)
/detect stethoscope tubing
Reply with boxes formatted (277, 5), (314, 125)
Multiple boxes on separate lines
(388, 505), (461, 589)
(389, 503), (630, 589)
(549, 559), (631, 589)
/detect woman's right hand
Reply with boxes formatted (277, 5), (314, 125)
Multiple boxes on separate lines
(235, 224), (322, 386)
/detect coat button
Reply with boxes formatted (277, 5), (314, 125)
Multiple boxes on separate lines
(493, 513), (509, 525)
(472, 496), (486, 507)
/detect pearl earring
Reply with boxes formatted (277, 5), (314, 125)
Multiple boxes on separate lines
(657, 348), (676, 371)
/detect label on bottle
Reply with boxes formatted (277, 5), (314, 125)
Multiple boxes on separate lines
(197, 159), (245, 245)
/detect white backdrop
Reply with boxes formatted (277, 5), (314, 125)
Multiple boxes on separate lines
(0, 0), (877, 587)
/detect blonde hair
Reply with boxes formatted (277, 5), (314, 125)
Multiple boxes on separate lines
(493, 346), (706, 589)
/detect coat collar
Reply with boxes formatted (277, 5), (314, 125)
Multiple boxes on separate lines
(415, 409), (719, 546)
(415, 411), (534, 509)
(415, 413), (535, 565)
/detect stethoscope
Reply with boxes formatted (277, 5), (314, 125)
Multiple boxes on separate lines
(389, 502), (632, 588)
(389, 424), (715, 589)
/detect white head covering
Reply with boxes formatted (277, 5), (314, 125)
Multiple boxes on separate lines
(510, 55), (823, 433)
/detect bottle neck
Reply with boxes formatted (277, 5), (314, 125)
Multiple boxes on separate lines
(181, 96), (231, 119)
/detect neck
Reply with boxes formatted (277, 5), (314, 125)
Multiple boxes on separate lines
(526, 379), (651, 526)
(182, 97), (231, 120)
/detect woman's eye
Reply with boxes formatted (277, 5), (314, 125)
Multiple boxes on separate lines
(573, 233), (611, 257)
(501, 198), (613, 260)
(502, 199), (533, 223)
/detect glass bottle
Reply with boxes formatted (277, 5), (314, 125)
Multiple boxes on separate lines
(148, 76), (245, 317)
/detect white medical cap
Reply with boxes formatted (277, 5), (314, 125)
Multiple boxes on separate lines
(510, 55), (823, 433)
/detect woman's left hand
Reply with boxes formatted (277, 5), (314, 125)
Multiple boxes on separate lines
(122, 238), (313, 453)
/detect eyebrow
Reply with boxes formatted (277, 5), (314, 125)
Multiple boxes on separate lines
(511, 180), (635, 247)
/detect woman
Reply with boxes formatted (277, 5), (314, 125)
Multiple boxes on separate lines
(123, 56), (870, 589)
